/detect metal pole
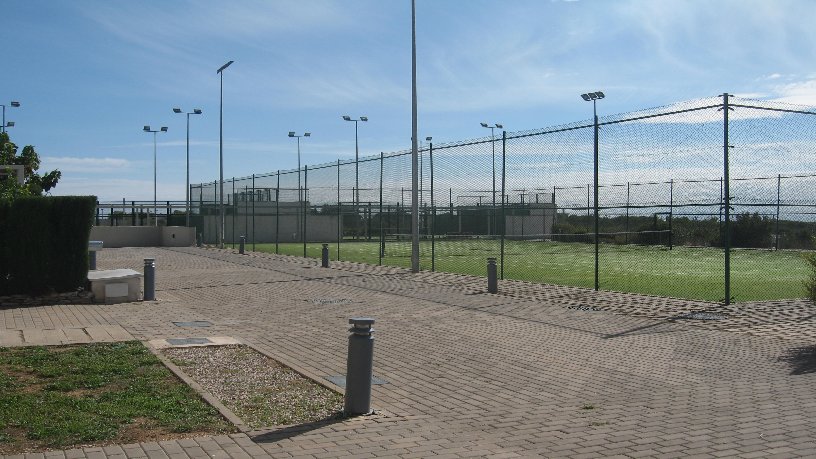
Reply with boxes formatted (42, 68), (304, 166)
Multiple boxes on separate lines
(303, 165), (308, 258)
(723, 93), (732, 305)
(669, 179), (674, 250)
(430, 142), (435, 272)
(593, 101), (600, 291)
(219, 70), (224, 248)
(379, 153), (384, 265)
(500, 131), (506, 280)
(337, 159), (341, 260)
(232, 178), (236, 248)
(153, 131), (157, 227)
(297, 136), (302, 240)
(355, 121), (359, 211)
(625, 182), (630, 244)
(275, 170), (280, 254)
(776, 174), (781, 250)
(410, 0), (420, 273)
(252, 174), (256, 251)
(186, 113), (190, 227)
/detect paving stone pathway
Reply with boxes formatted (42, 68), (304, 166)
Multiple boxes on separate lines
(1, 246), (815, 458)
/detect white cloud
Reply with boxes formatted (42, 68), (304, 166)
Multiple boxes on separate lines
(41, 156), (132, 173)
(771, 79), (816, 106)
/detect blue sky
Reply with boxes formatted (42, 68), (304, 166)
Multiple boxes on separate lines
(4, 0), (816, 201)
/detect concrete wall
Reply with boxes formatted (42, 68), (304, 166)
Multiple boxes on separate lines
(90, 226), (195, 248)
(199, 214), (340, 244)
(505, 204), (556, 238)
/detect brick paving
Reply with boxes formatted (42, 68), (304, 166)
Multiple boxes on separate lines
(2, 246), (815, 458)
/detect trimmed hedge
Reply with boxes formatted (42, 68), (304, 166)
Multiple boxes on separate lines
(0, 196), (97, 295)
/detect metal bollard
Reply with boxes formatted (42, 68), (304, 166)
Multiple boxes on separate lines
(89, 251), (97, 270)
(487, 257), (498, 293)
(197, 233), (203, 247)
(239, 236), (246, 254)
(143, 258), (156, 301)
(321, 243), (329, 268)
(344, 318), (375, 416)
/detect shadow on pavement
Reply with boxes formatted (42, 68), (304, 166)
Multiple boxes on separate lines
(778, 345), (816, 375)
(250, 412), (347, 443)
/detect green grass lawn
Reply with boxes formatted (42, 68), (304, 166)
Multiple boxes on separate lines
(254, 240), (810, 302)
(0, 342), (234, 454)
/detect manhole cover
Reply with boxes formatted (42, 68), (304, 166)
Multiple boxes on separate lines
(166, 338), (213, 346)
(172, 321), (213, 328)
(673, 312), (728, 321)
(309, 298), (353, 305)
(324, 375), (389, 387)
(567, 305), (601, 312)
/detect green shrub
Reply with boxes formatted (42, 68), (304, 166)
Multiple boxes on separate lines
(805, 244), (816, 303)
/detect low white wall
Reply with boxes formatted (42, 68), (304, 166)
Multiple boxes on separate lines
(90, 226), (195, 248)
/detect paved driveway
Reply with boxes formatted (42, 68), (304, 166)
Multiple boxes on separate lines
(2, 247), (815, 458)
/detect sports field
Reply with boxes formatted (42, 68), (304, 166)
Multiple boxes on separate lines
(252, 240), (810, 302)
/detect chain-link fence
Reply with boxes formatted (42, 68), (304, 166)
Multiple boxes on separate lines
(182, 94), (816, 303)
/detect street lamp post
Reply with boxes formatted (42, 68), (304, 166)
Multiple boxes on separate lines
(143, 125), (168, 227)
(173, 108), (203, 227)
(217, 60), (234, 249)
(480, 122), (503, 235)
(581, 90), (605, 291)
(342, 116), (368, 208)
(288, 131), (311, 240)
(1, 101), (20, 134)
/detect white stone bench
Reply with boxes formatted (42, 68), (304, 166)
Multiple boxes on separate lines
(87, 269), (142, 303)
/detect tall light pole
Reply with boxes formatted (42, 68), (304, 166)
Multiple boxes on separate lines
(143, 125), (168, 227)
(480, 122), (502, 236)
(288, 131), (310, 239)
(217, 60), (234, 249)
(342, 115), (367, 208)
(581, 90), (604, 291)
(411, 0), (419, 273)
(173, 108), (203, 227)
(1, 101), (20, 134)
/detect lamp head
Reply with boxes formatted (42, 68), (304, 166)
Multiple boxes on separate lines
(217, 60), (234, 73)
(595, 91), (605, 99)
(360, 116), (368, 122)
(480, 122), (488, 128)
(288, 131), (295, 137)
(304, 132), (311, 137)
(425, 136), (432, 141)
(5, 122), (14, 127)
(193, 109), (202, 114)
(495, 124), (503, 129)
(143, 125), (151, 132)
(581, 93), (591, 101)
(10, 101), (20, 107)
(160, 126), (168, 132)
(342, 115), (351, 121)
(173, 108), (182, 113)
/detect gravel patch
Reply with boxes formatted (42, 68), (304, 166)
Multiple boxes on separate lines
(162, 345), (342, 428)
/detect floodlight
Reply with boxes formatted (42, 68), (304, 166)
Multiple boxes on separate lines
(581, 94), (591, 101)
(160, 126), (168, 132)
(5, 122), (14, 127)
(173, 108), (182, 113)
(360, 116), (368, 122)
(10, 101), (20, 107)
(216, 60), (234, 74)
(425, 136), (432, 141)
(288, 131), (295, 137)
(342, 115), (351, 121)
(596, 91), (605, 99)
(304, 132), (311, 137)
(193, 109), (202, 114)
(480, 122), (488, 127)
(496, 124), (503, 129)
(144, 125), (151, 131)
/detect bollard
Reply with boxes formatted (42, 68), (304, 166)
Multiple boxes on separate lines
(487, 257), (498, 293)
(239, 235), (246, 254)
(197, 233), (203, 247)
(143, 258), (156, 301)
(89, 251), (97, 270)
(344, 318), (375, 416)
(321, 243), (329, 268)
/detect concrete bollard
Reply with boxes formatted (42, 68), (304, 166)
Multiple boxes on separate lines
(344, 318), (375, 416)
(322, 243), (329, 268)
(239, 236), (246, 254)
(487, 257), (498, 293)
(143, 258), (156, 301)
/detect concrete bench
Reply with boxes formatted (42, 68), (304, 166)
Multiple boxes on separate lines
(87, 269), (142, 303)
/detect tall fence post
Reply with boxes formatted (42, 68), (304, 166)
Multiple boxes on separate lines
(430, 142), (435, 272)
(669, 179), (674, 250)
(723, 93), (732, 305)
(231, 178), (236, 248)
(337, 159), (341, 261)
(500, 131), (506, 280)
(275, 170), (280, 254)
(379, 153), (384, 265)
(303, 165), (308, 258)
(776, 174), (781, 250)
(593, 109), (600, 291)
(252, 174), (256, 252)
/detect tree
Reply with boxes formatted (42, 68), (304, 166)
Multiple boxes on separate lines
(0, 131), (61, 199)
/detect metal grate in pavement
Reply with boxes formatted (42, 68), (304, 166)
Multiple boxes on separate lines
(166, 337), (213, 345)
(172, 321), (213, 328)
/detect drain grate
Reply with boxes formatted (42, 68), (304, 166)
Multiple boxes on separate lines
(309, 298), (353, 305)
(567, 305), (601, 312)
(172, 321), (213, 328)
(324, 375), (389, 387)
(674, 312), (728, 321)
(166, 337), (213, 346)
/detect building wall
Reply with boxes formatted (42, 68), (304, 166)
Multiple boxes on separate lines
(90, 226), (195, 248)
